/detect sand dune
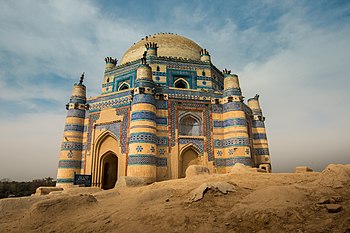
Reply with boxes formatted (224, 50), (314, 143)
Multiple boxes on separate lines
(1, 164), (349, 233)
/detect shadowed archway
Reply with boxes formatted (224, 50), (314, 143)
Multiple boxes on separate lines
(179, 146), (200, 178)
(101, 152), (118, 190)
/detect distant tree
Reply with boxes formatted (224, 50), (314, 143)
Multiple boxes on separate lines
(0, 177), (56, 199)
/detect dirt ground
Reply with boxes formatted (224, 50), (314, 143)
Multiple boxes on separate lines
(0, 164), (349, 233)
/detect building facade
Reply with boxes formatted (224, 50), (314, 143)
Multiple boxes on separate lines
(56, 33), (271, 189)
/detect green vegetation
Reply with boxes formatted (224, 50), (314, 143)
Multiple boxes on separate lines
(0, 177), (56, 199)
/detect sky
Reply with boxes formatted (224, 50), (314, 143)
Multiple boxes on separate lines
(0, 0), (349, 181)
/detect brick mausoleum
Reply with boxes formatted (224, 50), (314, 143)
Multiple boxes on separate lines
(56, 33), (271, 189)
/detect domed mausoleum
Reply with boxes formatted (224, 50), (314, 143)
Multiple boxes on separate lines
(56, 33), (271, 189)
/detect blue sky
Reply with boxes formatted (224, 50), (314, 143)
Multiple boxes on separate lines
(0, 0), (349, 180)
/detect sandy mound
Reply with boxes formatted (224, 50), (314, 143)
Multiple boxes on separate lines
(185, 165), (210, 177)
(189, 181), (235, 202)
(233, 185), (306, 212)
(230, 163), (259, 173)
(318, 164), (350, 188)
(1, 164), (350, 233)
(19, 194), (97, 232)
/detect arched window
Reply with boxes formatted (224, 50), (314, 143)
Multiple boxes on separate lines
(174, 79), (188, 89)
(106, 78), (110, 82)
(156, 66), (160, 71)
(118, 82), (130, 91)
(179, 113), (202, 136)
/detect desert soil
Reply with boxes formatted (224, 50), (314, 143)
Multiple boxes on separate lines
(0, 164), (349, 233)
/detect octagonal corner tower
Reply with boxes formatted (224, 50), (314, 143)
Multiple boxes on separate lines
(56, 33), (272, 189)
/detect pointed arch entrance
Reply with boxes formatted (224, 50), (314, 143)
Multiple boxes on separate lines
(101, 152), (118, 189)
(179, 146), (200, 178)
(91, 131), (126, 189)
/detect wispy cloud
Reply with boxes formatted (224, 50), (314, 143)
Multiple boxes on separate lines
(0, 0), (349, 179)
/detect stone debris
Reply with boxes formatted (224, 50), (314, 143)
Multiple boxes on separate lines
(185, 165), (210, 177)
(295, 166), (313, 173)
(317, 196), (343, 204)
(230, 163), (259, 174)
(189, 182), (235, 202)
(318, 164), (350, 188)
(34, 187), (63, 196)
(325, 204), (342, 213)
(114, 176), (148, 188)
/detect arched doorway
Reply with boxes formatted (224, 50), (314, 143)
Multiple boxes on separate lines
(101, 152), (118, 189)
(179, 147), (199, 178)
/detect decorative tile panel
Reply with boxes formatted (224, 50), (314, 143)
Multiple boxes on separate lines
(95, 122), (121, 139)
(156, 100), (168, 109)
(253, 133), (267, 140)
(214, 157), (252, 167)
(252, 120), (265, 128)
(254, 148), (270, 155)
(56, 178), (74, 183)
(129, 132), (158, 144)
(214, 137), (249, 148)
(67, 109), (85, 118)
(61, 142), (83, 151)
(178, 138), (204, 154)
(64, 124), (85, 132)
(131, 111), (156, 121)
(156, 117), (168, 125)
(58, 160), (81, 168)
(128, 154), (156, 165)
(213, 118), (247, 128)
(115, 107), (130, 153)
(133, 94), (156, 105)
(223, 102), (243, 112)
(156, 157), (167, 167)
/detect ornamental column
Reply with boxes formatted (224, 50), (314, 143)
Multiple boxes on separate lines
(127, 55), (157, 183)
(248, 94), (271, 172)
(219, 69), (252, 172)
(56, 73), (87, 187)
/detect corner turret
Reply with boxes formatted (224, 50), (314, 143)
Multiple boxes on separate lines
(135, 53), (155, 89)
(57, 73), (88, 188)
(127, 55), (157, 183)
(200, 49), (211, 62)
(104, 57), (117, 71)
(145, 42), (158, 57)
(248, 94), (271, 172)
(223, 69), (240, 90)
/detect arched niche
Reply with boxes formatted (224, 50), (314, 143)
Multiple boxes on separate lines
(91, 131), (125, 188)
(118, 82), (130, 91)
(174, 78), (189, 89)
(101, 151), (118, 189)
(179, 145), (200, 178)
(178, 112), (203, 136)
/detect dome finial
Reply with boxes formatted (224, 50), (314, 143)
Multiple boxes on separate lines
(141, 51), (147, 64)
(79, 72), (85, 84)
(223, 68), (231, 75)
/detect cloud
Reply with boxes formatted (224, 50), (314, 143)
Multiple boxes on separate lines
(0, 112), (64, 181)
(241, 19), (350, 172)
(0, 0), (349, 179)
(0, 0), (143, 114)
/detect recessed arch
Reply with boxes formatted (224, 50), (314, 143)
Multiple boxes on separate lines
(118, 82), (130, 91)
(179, 143), (202, 156)
(174, 78), (189, 89)
(100, 151), (118, 189)
(178, 112), (203, 136)
(91, 130), (125, 188)
(179, 145), (200, 178)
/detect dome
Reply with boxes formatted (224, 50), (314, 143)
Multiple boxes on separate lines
(120, 33), (203, 64)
